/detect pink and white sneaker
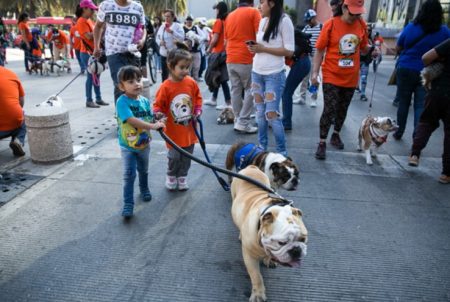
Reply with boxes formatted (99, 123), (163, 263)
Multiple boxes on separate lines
(177, 177), (189, 191)
(165, 176), (177, 191)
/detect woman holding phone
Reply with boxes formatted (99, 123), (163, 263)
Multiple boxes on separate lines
(155, 9), (185, 82)
(247, 0), (295, 156)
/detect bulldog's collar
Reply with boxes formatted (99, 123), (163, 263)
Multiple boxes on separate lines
(369, 124), (388, 147)
(258, 196), (293, 232)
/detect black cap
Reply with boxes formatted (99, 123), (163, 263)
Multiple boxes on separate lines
(186, 15), (193, 21)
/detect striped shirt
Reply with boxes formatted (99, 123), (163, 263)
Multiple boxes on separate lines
(302, 23), (322, 55)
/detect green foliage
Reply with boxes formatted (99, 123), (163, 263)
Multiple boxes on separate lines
(284, 5), (298, 26)
(0, 0), (188, 19)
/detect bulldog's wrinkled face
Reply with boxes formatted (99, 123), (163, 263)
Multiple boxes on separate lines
(259, 205), (308, 267)
(270, 160), (299, 191)
(374, 117), (399, 133)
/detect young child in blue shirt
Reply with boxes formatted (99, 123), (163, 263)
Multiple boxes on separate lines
(116, 65), (165, 219)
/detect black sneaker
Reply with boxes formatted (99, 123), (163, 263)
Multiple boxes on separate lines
(330, 133), (344, 149)
(315, 142), (326, 160)
(86, 102), (100, 108)
(9, 141), (25, 157)
(360, 95), (368, 102)
(393, 132), (402, 140)
(96, 100), (110, 106)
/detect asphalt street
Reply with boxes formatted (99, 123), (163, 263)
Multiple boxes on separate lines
(0, 48), (449, 302)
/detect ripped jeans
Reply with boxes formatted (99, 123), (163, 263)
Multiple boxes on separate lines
(251, 70), (287, 155)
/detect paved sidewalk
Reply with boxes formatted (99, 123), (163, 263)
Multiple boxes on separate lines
(0, 49), (449, 301)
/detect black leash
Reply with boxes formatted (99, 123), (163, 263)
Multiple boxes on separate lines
(192, 118), (230, 191)
(157, 128), (291, 202)
(54, 72), (83, 97)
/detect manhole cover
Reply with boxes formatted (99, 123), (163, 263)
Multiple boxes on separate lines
(0, 173), (44, 206)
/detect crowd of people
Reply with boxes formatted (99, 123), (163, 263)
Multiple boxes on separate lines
(0, 0), (449, 218)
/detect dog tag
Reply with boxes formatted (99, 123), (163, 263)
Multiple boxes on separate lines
(338, 58), (354, 67)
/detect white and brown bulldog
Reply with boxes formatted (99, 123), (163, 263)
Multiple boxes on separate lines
(358, 116), (399, 165)
(226, 142), (299, 191)
(231, 165), (308, 302)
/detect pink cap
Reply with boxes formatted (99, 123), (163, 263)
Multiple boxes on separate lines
(80, 0), (98, 10)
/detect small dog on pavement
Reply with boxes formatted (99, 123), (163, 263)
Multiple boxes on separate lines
(358, 116), (399, 165)
(226, 142), (299, 190)
(29, 59), (43, 75)
(231, 165), (307, 302)
(217, 107), (235, 124)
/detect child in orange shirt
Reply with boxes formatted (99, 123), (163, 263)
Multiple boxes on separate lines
(153, 43), (203, 191)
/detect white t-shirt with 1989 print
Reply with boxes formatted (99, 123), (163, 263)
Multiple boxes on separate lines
(97, 0), (145, 56)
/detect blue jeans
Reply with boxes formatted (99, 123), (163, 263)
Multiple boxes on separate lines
(252, 70), (287, 155)
(75, 49), (86, 73)
(396, 67), (426, 138)
(282, 56), (311, 129)
(80, 52), (102, 103)
(0, 121), (26, 145)
(108, 52), (140, 103)
(359, 62), (369, 96)
(212, 80), (231, 101)
(121, 147), (150, 206)
(23, 47), (31, 70)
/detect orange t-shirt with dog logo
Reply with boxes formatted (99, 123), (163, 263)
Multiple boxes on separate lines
(70, 25), (81, 50)
(46, 30), (69, 49)
(153, 76), (203, 148)
(0, 67), (25, 131)
(315, 16), (368, 88)
(76, 17), (95, 54)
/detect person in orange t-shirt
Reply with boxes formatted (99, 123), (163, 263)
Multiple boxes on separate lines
(0, 66), (26, 157)
(76, 2), (107, 108)
(70, 17), (85, 73)
(46, 26), (70, 63)
(224, 0), (261, 133)
(312, 0), (377, 160)
(153, 44), (203, 191)
(17, 13), (33, 71)
(204, 1), (231, 109)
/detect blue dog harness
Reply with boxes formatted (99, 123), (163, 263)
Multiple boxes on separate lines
(234, 143), (265, 171)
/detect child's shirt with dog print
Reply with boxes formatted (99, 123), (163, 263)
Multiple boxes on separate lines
(153, 76), (202, 148)
(315, 16), (368, 88)
(117, 95), (153, 152)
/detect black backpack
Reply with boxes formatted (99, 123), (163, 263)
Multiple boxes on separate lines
(293, 26), (312, 59)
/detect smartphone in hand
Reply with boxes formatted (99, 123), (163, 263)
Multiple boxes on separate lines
(245, 40), (256, 46)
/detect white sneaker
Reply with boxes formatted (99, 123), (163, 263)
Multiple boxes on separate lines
(165, 175), (177, 191)
(216, 104), (226, 110)
(310, 100), (317, 108)
(234, 123), (258, 134)
(203, 99), (217, 106)
(293, 98), (306, 105)
(177, 177), (189, 191)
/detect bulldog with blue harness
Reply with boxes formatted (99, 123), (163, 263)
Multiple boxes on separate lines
(234, 143), (265, 171)
(226, 142), (300, 191)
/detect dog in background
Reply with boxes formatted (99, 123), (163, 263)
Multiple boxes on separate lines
(217, 107), (235, 124)
(52, 59), (71, 76)
(421, 62), (444, 90)
(42, 58), (51, 76)
(29, 59), (43, 75)
(226, 142), (299, 190)
(358, 116), (398, 165)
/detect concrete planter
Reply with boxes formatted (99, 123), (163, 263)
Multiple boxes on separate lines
(25, 107), (73, 164)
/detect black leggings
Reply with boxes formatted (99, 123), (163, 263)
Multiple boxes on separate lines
(320, 83), (355, 139)
(412, 92), (450, 176)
